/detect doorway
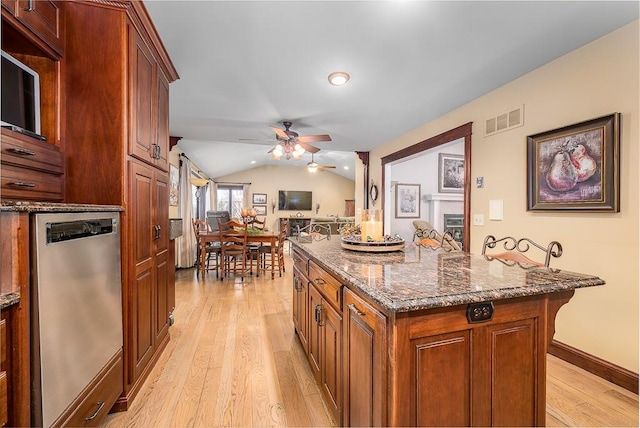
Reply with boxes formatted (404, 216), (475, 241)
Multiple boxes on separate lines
(381, 122), (472, 251)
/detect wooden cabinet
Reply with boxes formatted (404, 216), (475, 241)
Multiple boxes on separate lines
(292, 267), (309, 354)
(0, 316), (7, 427)
(1, 129), (63, 201)
(1, 0), (64, 56)
(306, 260), (343, 425)
(130, 32), (170, 172)
(343, 288), (387, 427)
(63, 0), (179, 411)
(129, 162), (170, 380)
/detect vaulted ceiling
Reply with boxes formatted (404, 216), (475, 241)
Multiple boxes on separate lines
(146, 1), (638, 181)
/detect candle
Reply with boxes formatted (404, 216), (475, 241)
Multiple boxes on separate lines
(360, 209), (383, 242)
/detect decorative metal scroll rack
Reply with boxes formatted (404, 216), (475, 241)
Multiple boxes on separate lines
(294, 223), (333, 243)
(415, 229), (461, 252)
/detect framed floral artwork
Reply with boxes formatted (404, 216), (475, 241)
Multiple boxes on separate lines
(438, 153), (465, 193)
(395, 183), (420, 218)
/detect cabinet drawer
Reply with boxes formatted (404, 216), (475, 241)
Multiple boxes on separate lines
(292, 249), (308, 275)
(1, 131), (63, 174)
(56, 352), (123, 427)
(1, 164), (62, 201)
(309, 260), (342, 311)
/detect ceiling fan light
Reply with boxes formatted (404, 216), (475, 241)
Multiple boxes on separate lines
(328, 71), (350, 86)
(308, 165), (318, 173)
(272, 152), (281, 160)
(273, 144), (284, 157)
(292, 152), (302, 160)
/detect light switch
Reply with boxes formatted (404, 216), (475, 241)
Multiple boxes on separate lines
(476, 177), (484, 188)
(489, 200), (503, 220)
(473, 214), (484, 226)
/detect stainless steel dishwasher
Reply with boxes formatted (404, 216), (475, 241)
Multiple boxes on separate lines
(31, 211), (123, 427)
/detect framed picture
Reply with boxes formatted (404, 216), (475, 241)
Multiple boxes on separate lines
(527, 113), (620, 212)
(253, 205), (267, 216)
(438, 153), (464, 193)
(169, 164), (179, 206)
(252, 193), (267, 204)
(395, 183), (420, 218)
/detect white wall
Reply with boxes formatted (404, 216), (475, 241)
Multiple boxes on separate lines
(388, 138), (465, 240)
(362, 21), (639, 372)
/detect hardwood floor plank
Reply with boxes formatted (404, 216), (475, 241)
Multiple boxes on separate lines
(102, 261), (638, 427)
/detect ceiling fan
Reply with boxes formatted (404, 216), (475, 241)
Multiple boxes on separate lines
(307, 153), (336, 173)
(241, 121), (332, 160)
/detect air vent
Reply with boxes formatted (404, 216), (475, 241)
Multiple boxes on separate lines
(484, 105), (524, 137)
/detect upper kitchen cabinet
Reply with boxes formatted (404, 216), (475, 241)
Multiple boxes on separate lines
(131, 31), (171, 172)
(1, 0), (64, 57)
(1, 1), (65, 149)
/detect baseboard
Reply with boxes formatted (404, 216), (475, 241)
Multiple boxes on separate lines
(548, 340), (638, 394)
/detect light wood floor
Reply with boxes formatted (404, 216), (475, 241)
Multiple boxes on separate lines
(103, 254), (638, 427)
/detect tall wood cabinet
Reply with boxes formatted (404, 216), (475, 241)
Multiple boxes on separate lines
(62, 0), (179, 411)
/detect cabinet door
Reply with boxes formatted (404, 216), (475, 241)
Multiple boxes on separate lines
(343, 288), (387, 427)
(153, 172), (170, 345)
(131, 31), (156, 165)
(320, 301), (342, 425)
(155, 70), (170, 172)
(130, 162), (155, 380)
(308, 284), (322, 383)
(293, 268), (309, 354)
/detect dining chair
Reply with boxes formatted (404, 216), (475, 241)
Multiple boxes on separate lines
(192, 218), (221, 277)
(259, 226), (287, 277)
(482, 235), (563, 268)
(217, 218), (251, 281)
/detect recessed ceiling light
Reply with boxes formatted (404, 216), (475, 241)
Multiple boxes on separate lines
(328, 71), (350, 86)
(343, 166), (349, 170)
(250, 160), (256, 164)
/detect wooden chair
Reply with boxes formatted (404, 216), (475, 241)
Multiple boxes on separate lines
(259, 226), (287, 277)
(192, 218), (221, 277)
(246, 217), (266, 276)
(217, 218), (251, 281)
(482, 235), (563, 268)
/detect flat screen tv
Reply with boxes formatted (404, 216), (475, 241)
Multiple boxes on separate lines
(278, 190), (312, 211)
(1, 50), (43, 139)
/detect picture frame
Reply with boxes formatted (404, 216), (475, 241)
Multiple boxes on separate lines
(252, 193), (267, 205)
(395, 183), (420, 218)
(169, 164), (179, 206)
(253, 205), (267, 216)
(438, 153), (465, 193)
(527, 113), (620, 212)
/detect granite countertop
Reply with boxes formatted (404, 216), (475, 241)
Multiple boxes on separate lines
(0, 292), (20, 310)
(290, 238), (605, 313)
(1, 201), (123, 212)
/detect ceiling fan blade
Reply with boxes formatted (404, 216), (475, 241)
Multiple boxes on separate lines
(298, 142), (320, 153)
(318, 165), (336, 169)
(269, 125), (289, 140)
(297, 134), (332, 143)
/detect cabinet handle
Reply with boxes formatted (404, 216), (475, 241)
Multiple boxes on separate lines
(8, 181), (36, 188)
(293, 276), (302, 292)
(155, 144), (162, 159)
(157, 225), (162, 239)
(315, 304), (324, 327)
(84, 401), (105, 421)
(313, 278), (327, 286)
(348, 303), (366, 316)
(7, 147), (36, 156)
(23, 0), (34, 11)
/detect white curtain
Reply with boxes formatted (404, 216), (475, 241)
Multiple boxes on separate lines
(176, 158), (196, 268)
(209, 181), (217, 211)
(242, 184), (250, 209)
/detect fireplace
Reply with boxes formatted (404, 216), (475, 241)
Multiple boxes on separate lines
(443, 214), (464, 250)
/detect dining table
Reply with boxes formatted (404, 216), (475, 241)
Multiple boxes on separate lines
(198, 230), (281, 279)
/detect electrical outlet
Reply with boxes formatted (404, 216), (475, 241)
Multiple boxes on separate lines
(473, 214), (484, 226)
(466, 301), (494, 323)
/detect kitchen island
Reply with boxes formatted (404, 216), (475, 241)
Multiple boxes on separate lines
(289, 238), (605, 427)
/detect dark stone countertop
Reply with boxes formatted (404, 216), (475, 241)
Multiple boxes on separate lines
(0, 292), (20, 310)
(290, 238), (605, 313)
(1, 201), (123, 213)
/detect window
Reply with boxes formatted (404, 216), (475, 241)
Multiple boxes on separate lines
(216, 185), (243, 219)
